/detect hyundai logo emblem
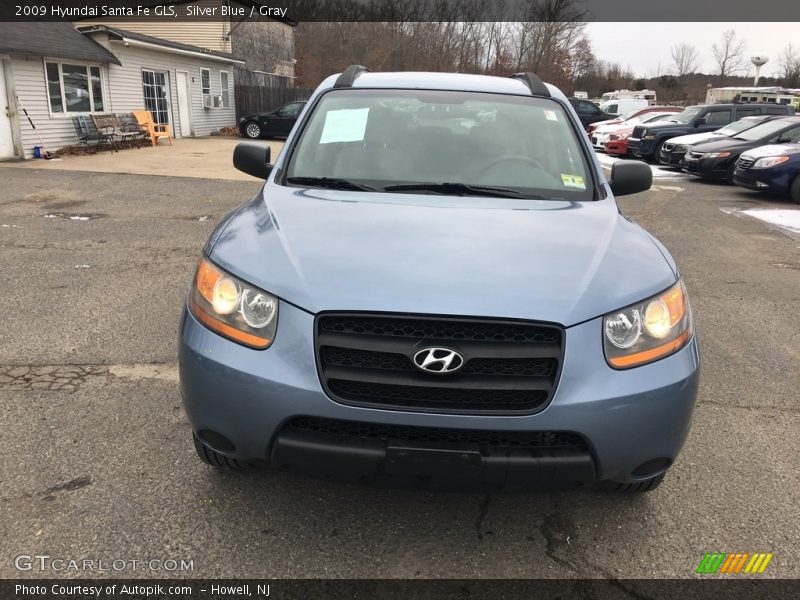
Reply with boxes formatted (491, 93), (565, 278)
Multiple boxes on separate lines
(413, 347), (464, 374)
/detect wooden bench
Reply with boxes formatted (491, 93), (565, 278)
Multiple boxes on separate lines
(133, 110), (173, 147)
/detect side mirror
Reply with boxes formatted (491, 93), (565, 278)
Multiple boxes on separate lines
(233, 143), (272, 179)
(609, 160), (652, 197)
(693, 117), (707, 127)
(776, 136), (792, 144)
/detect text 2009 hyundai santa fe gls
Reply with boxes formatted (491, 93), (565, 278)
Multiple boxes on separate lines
(179, 67), (700, 493)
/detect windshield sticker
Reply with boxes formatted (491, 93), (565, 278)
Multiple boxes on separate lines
(319, 108), (370, 144)
(561, 174), (586, 189)
(544, 110), (558, 122)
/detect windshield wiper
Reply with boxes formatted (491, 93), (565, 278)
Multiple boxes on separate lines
(383, 182), (542, 199)
(286, 176), (377, 192)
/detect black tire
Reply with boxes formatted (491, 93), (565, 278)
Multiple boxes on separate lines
(651, 140), (665, 165)
(242, 121), (261, 139)
(791, 175), (800, 204)
(600, 473), (665, 494)
(193, 433), (248, 470)
(726, 162), (737, 185)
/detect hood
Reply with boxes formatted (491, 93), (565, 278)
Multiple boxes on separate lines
(666, 131), (722, 146)
(639, 122), (690, 133)
(595, 122), (630, 134)
(740, 143), (800, 160)
(692, 137), (755, 153)
(209, 188), (677, 327)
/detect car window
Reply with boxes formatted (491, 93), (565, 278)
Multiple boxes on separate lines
(778, 126), (800, 143)
(278, 103), (303, 117)
(736, 108), (758, 118)
(766, 106), (790, 115)
(717, 118), (765, 136)
(605, 104), (618, 114)
(286, 88), (594, 201)
(669, 107), (702, 124)
(577, 100), (600, 115)
(705, 110), (732, 126)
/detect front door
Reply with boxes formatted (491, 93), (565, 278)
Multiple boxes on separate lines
(142, 69), (172, 131)
(175, 71), (192, 138)
(0, 62), (16, 158)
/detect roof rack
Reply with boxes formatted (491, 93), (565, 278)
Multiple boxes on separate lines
(334, 65), (369, 88)
(510, 72), (550, 98)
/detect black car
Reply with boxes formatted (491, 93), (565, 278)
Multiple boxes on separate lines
(568, 98), (615, 130)
(683, 116), (800, 182)
(658, 115), (780, 168)
(628, 103), (794, 162)
(239, 101), (307, 139)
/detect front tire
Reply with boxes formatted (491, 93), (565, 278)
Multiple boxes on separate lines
(243, 121), (261, 139)
(193, 433), (248, 470)
(651, 140), (665, 165)
(791, 175), (800, 204)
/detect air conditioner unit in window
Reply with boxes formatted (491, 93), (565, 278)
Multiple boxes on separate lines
(203, 95), (212, 108)
(213, 95), (223, 108)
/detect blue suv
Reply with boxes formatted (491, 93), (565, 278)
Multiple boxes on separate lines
(179, 67), (700, 492)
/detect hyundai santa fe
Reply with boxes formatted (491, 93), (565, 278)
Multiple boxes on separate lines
(179, 67), (700, 492)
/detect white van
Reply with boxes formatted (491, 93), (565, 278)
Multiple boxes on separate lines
(599, 98), (649, 117)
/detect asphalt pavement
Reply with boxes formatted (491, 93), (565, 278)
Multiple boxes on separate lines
(0, 166), (798, 581)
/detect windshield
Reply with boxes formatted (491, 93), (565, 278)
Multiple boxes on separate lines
(285, 89), (594, 201)
(732, 119), (791, 141)
(669, 107), (702, 124)
(716, 118), (764, 136)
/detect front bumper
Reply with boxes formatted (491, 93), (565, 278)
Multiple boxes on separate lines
(604, 139), (629, 156)
(628, 137), (656, 158)
(179, 302), (700, 488)
(659, 148), (687, 168)
(682, 156), (730, 179)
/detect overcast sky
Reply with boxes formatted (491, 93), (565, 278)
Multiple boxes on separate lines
(584, 22), (796, 79)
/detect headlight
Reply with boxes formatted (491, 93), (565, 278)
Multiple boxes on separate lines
(753, 156), (789, 168)
(603, 280), (692, 369)
(188, 258), (278, 349)
(705, 151), (731, 159)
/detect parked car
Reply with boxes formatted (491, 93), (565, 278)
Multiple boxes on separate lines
(239, 101), (307, 139)
(628, 103), (795, 162)
(568, 97), (616, 130)
(604, 114), (678, 157)
(598, 98), (649, 117)
(181, 67), (699, 493)
(587, 106), (682, 136)
(683, 116), (800, 182)
(658, 115), (779, 168)
(732, 143), (800, 202)
(592, 111), (681, 151)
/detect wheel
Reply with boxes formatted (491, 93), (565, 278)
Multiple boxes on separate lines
(651, 140), (665, 165)
(726, 162), (737, 185)
(243, 121), (261, 139)
(791, 175), (800, 204)
(599, 473), (665, 494)
(193, 433), (248, 469)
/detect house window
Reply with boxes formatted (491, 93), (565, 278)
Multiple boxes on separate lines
(200, 68), (211, 104)
(44, 61), (105, 113)
(220, 71), (230, 108)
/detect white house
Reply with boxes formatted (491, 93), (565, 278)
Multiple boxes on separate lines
(0, 22), (243, 159)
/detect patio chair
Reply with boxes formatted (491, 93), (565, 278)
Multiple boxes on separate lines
(133, 110), (173, 147)
(90, 114), (121, 150)
(72, 115), (110, 149)
(116, 113), (148, 147)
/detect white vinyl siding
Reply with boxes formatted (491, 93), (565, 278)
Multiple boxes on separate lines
(80, 3), (231, 52)
(9, 55), (111, 158)
(102, 41), (235, 137)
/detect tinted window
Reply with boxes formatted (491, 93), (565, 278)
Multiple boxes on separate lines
(670, 107), (702, 124)
(778, 126), (800, 143)
(705, 110), (732, 125)
(735, 108), (757, 118)
(605, 104), (618, 114)
(766, 106), (790, 115)
(287, 89), (594, 200)
(278, 103), (303, 117)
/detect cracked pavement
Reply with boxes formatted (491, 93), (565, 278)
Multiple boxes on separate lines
(0, 166), (798, 580)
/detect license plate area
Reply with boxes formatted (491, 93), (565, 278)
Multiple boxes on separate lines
(386, 444), (482, 478)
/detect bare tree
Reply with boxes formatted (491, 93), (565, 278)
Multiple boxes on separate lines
(671, 43), (700, 75)
(778, 44), (800, 87)
(711, 30), (746, 76)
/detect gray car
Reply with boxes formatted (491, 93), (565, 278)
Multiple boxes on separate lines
(179, 67), (699, 492)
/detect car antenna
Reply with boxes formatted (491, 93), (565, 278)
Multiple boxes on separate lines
(509, 72), (551, 98)
(334, 65), (370, 88)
